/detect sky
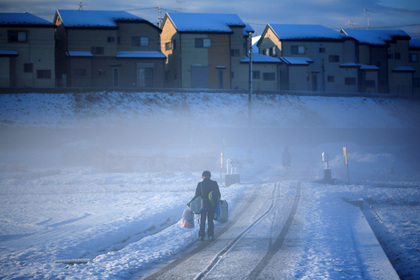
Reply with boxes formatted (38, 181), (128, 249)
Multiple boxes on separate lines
(1, 0), (419, 38)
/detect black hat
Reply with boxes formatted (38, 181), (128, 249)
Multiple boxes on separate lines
(202, 170), (211, 178)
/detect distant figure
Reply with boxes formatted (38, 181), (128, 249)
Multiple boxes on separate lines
(192, 171), (221, 241)
(282, 147), (291, 172)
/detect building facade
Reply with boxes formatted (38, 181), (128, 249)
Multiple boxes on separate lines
(0, 12), (56, 88)
(342, 29), (414, 97)
(258, 24), (380, 94)
(54, 10), (165, 89)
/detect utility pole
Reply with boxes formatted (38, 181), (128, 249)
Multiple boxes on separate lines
(364, 9), (370, 29)
(248, 31), (253, 126)
(176, 0), (185, 12)
(155, 6), (162, 27)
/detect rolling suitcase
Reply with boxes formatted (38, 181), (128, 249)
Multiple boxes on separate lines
(215, 200), (228, 223)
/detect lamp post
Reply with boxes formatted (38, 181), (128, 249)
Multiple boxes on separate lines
(248, 31), (253, 126)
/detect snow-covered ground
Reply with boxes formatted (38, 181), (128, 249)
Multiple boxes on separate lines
(0, 92), (419, 279)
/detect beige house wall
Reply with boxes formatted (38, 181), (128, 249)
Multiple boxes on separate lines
(160, 18), (179, 87)
(288, 66), (311, 91)
(259, 28), (282, 56)
(208, 33), (231, 89)
(180, 33), (209, 88)
(251, 63), (279, 91)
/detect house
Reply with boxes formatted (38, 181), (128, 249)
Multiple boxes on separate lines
(161, 12), (254, 89)
(257, 24), (374, 93)
(241, 27), (282, 91)
(0, 12), (56, 88)
(54, 10), (165, 88)
(342, 29), (414, 97)
(409, 39), (420, 97)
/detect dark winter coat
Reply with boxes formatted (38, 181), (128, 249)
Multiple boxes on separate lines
(194, 177), (221, 210)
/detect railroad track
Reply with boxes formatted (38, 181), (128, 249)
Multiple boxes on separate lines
(142, 181), (301, 279)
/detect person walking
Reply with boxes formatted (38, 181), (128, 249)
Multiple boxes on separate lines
(282, 147), (291, 172)
(193, 170), (221, 241)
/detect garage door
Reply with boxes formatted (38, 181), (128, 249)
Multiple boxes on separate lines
(191, 65), (209, 88)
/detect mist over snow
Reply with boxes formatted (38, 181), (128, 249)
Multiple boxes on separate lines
(0, 91), (419, 279)
(1, 92), (418, 129)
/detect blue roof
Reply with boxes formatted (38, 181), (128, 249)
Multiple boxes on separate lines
(0, 12), (54, 26)
(269, 24), (348, 41)
(57, 10), (146, 28)
(117, 51), (166, 58)
(241, 53), (282, 63)
(342, 29), (410, 45)
(167, 12), (245, 33)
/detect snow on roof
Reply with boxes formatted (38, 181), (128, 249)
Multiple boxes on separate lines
(66, 51), (93, 57)
(167, 12), (245, 33)
(409, 39), (420, 49)
(281, 56), (313, 65)
(117, 51), (166, 58)
(340, 63), (379, 70)
(269, 24), (347, 41)
(392, 66), (415, 72)
(0, 50), (19, 56)
(57, 10), (145, 28)
(342, 29), (410, 45)
(241, 53), (281, 63)
(243, 24), (254, 36)
(0, 12), (54, 26)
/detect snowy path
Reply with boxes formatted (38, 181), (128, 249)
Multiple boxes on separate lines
(136, 180), (400, 280)
(140, 181), (300, 279)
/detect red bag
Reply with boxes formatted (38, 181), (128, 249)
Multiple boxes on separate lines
(180, 208), (194, 229)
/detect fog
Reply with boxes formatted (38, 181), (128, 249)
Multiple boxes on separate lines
(1, 91), (420, 279)
(1, 91), (419, 182)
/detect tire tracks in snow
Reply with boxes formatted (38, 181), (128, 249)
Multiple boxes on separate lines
(142, 182), (266, 280)
(143, 181), (301, 280)
(247, 181), (301, 279)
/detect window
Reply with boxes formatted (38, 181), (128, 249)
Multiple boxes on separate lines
(365, 80), (375, 87)
(327, 75), (334, 82)
(132, 36), (149, 47)
(231, 49), (240, 57)
(387, 53), (393, 59)
(410, 54), (418, 63)
(271, 46), (276, 56)
(329, 55), (339, 62)
(264, 49), (270, 56)
(73, 69), (87, 77)
(91, 47), (104, 55)
(319, 47), (325, 53)
(24, 63), (33, 73)
(37, 70), (51, 79)
(165, 40), (176, 51)
(263, 72), (275, 81)
(8, 30), (28, 42)
(165, 42), (172, 51)
(291, 45), (305, 55)
(195, 38), (211, 48)
(97, 69), (105, 77)
(107, 36), (115, 43)
(413, 77), (420, 87)
(253, 71), (260, 79)
(395, 53), (401, 60)
(141, 37), (149, 47)
(345, 77), (356, 85)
